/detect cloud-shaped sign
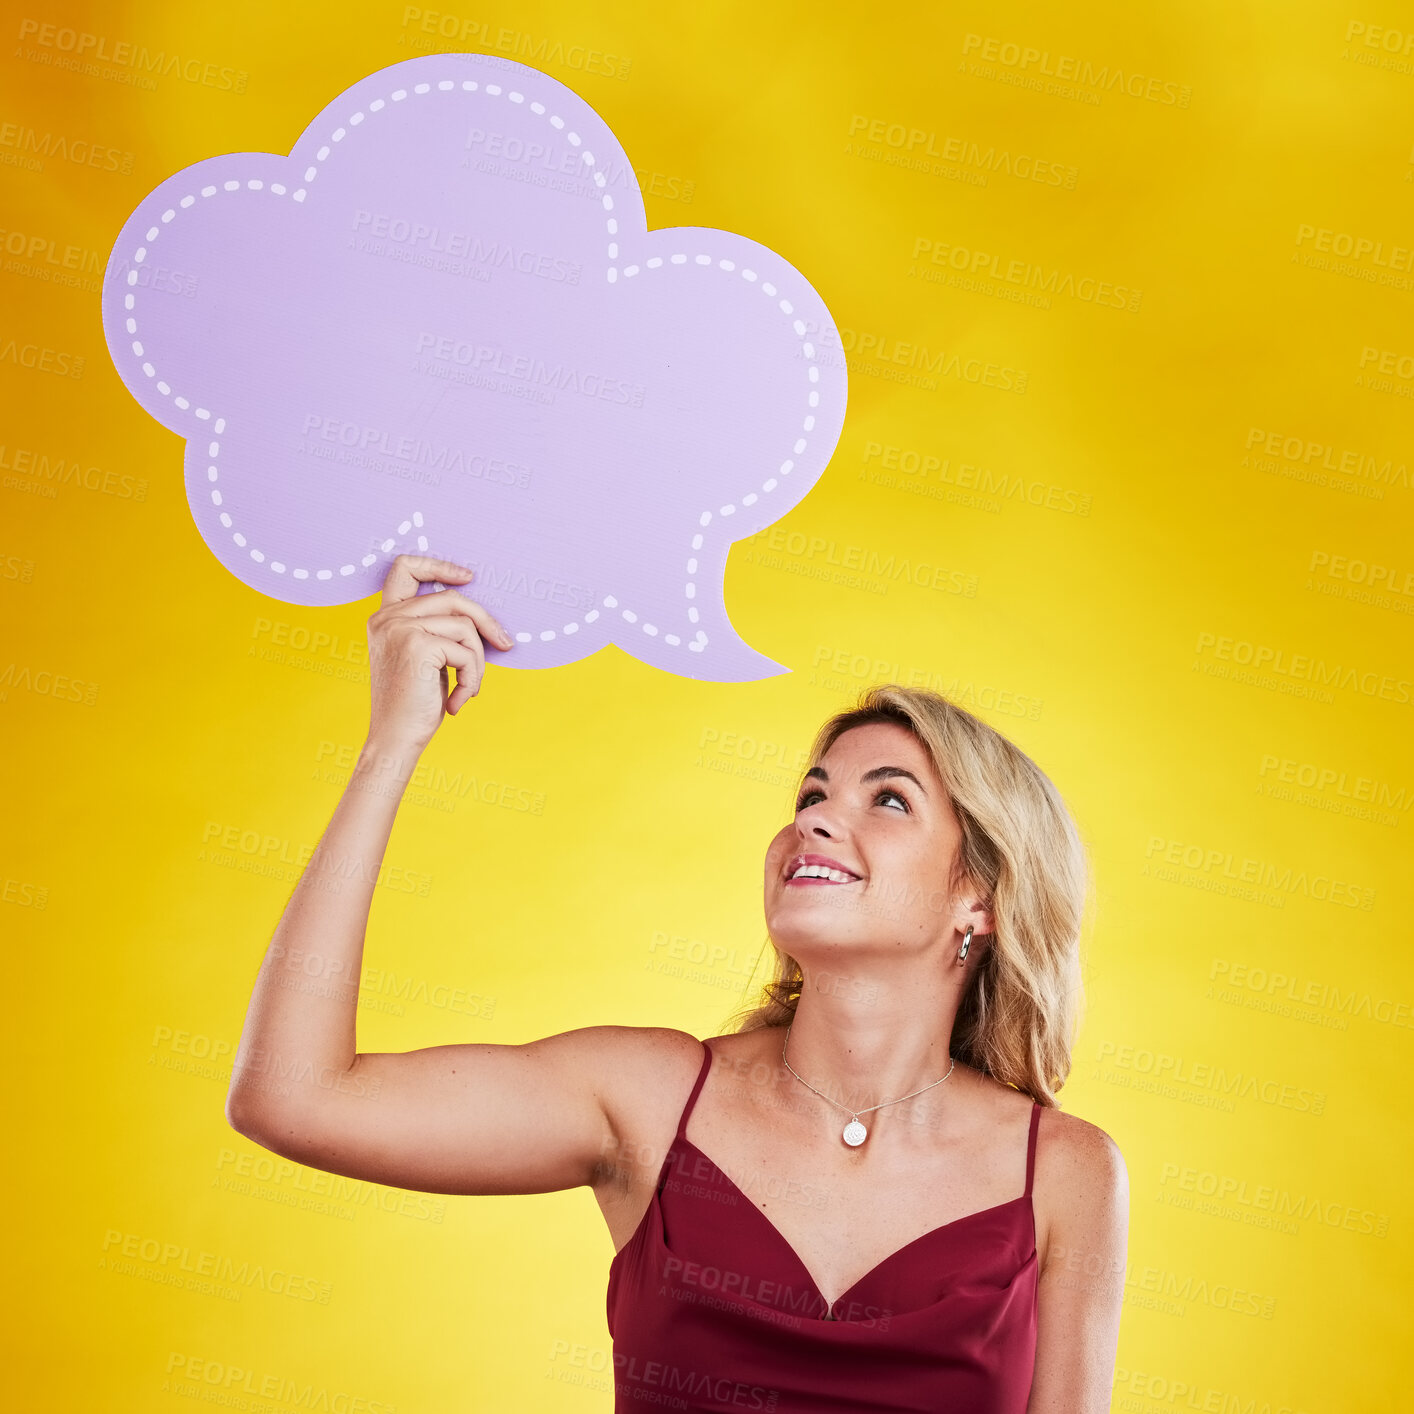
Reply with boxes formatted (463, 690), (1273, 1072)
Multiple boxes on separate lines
(101, 52), (848, 681)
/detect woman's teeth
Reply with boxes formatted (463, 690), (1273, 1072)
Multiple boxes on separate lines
(790, 865), (858, 883)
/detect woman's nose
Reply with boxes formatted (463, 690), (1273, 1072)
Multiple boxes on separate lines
(797, 803), (839, 838)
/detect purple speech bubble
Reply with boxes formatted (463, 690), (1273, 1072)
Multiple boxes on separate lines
(100, 53), (848, 681)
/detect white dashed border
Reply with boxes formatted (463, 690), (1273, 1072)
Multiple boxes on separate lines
(122, 73), (821, 652)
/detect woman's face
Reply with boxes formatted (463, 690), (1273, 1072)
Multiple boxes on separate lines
(764, 721), (980, 960)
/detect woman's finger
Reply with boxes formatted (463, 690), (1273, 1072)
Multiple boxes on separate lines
(378, 554), (474, 610)
(394, 614), (492, 651)
(441, 639), (486, 714)
(388, 587), (514, 649)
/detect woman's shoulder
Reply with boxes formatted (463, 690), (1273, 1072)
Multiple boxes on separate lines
(570, 1023), (706, 1071)
(1030, 1101), (1130, 1276)
(597, 1027), (786, 1129)
(957, 1068), (1127, 1243)
(965, 1063), (1126, 1171)
(573, 1025), (708, 1106)
(544, 1027), (703, 1173)
(562, 1026), (786, 1129)
(1034, 1102), (1127, 1182)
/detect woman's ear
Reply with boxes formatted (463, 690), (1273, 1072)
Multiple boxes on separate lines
(961, 889), (995, 944)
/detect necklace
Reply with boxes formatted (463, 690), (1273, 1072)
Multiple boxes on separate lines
(781, 1023), (957, 1147)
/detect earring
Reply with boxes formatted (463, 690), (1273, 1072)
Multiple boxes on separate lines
(957, 925), (973, 964)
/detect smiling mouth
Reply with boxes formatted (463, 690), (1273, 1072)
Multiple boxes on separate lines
(786, 864), (863, 886)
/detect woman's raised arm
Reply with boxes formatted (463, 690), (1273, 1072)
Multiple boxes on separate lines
(224, 553), (681, 1196)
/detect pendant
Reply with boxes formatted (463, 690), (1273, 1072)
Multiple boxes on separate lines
(842, 1119), (867, 1147)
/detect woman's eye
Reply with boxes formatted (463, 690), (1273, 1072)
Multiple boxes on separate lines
(793, 788), (909, 812)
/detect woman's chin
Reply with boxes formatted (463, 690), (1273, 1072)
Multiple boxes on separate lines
(768, 922), (870, 956)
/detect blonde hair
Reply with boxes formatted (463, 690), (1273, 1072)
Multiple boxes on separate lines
(727, 684), (1090, 1106)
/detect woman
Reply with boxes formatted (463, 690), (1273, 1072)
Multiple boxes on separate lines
(227, 554), (1128, 1413)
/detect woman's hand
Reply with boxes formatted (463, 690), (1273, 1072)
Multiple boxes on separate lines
(366, 554), (514, 751)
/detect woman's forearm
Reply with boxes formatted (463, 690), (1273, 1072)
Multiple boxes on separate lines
(225, 733), (421, 1133)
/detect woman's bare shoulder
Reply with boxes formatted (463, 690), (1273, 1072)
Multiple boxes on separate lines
(542, 1023), (699, 1050)
(1032, 1102), (1129, 1274)
(574, 1025), (707, 1108)
(571, 1027), (709, 1197)
(965, 1062), (1127, 1176)
(1036, 1103), (1127, 1178)
(596, 1027), (782, 1125)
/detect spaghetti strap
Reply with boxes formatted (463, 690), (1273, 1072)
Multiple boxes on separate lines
(675, 1041), (713, 1141)
(649, 1042), (712, 1195)
(1024, 1101), (1041, 1197)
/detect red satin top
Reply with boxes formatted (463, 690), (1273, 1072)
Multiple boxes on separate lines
(606, 1039), (1040, 1413)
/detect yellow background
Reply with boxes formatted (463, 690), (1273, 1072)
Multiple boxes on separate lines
(3, 2), (1411, 1409)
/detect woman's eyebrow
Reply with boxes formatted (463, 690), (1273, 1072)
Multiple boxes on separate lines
(803, 765), (928, 794)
